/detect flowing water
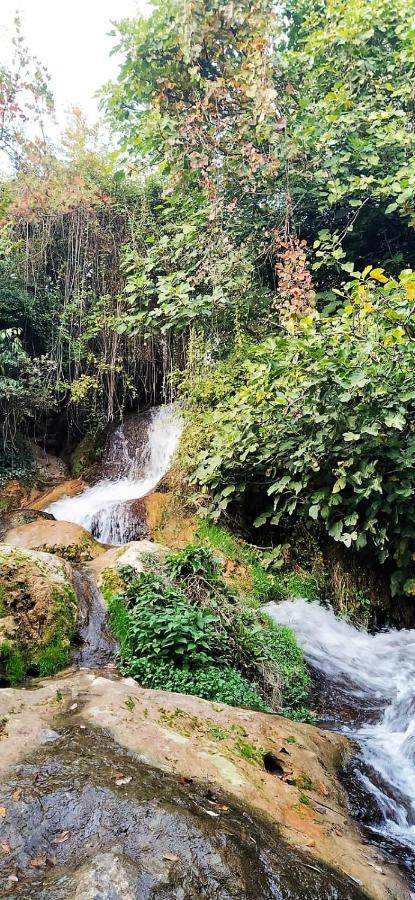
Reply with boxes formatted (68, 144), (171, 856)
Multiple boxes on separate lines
(266, 599), (415, 869)
(72, 571), (118, 669)
(46, 406), (183, 544)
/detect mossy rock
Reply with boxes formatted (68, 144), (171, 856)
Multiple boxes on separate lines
(0, 544), (78, 685)
(70, 431), (105, 477)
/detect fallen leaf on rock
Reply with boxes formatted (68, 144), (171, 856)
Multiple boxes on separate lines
(12, 789), (22, 802)
(178, 776), (192, 785)
(31, 856), (46, 868)
(163, 853), (179, 862)
(0, 807), (6, 818)
(52, 830), (71, 844)
(115, 776), (132, 786)
(215, 803), (229, 812)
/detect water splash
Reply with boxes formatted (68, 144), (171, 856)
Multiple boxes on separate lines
(46, 406), (182, 544)
(266, 598), (415, 855)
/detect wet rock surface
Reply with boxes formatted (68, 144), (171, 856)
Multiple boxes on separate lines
(72, 571), (118, 668)
(0, 725), (370, 900)
(0, 672), (408, 899)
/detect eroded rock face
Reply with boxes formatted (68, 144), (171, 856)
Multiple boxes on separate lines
(0, 671), (408, 899)
(3, 520), (104, 564)
(0, 545), (77, 680)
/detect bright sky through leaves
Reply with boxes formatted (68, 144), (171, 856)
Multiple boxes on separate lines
(0, 0), (148, 124)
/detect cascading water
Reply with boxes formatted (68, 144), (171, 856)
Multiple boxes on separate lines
(266, 599), (415, 865)
(46, 406), (183, 544)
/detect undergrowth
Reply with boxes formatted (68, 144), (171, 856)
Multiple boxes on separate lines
(106, 544), (311, 719)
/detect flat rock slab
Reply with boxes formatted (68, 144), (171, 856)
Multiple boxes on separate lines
(0, 670), (408, 899)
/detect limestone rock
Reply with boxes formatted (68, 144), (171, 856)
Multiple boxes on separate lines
(88, 539), (169, 588)
(0, 544), (77, 675)
(0, 670), (408, 899)
(3, 518), (103, 564)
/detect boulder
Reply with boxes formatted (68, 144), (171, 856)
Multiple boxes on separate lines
(87, 539), (169, 588)
(0, 670), (408, 899)
(0, 544), (78, 680)
(3, 518), (104, 564)
(28, 477), (88, 511)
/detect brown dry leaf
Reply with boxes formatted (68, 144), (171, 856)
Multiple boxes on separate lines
(318, 781), (329, 797)
(0, 807), (6, 818)
(31, 856), (47, 869)
(178, 775), (192, 785)
(215, 803), (229, 812)
(163, 853), (179, 863)
(46, 856), (57, 867)
(52, 830), (71, 844)
(12, 788), (22, 802)
(0, 842), (10, 853)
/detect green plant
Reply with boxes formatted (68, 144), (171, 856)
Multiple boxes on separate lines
(166, 545), (220, 582)
(195, 520), (275, 603)
(122, 572), (222, 668)
(37, 644), (70, 677)
(188, 274), (415, 599)
(0, 641), (26, 686)
(123, 657), (270, 712)
(108, 547), (311, 720)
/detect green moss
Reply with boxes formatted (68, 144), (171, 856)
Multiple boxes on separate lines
(234, 738), (264, 765)
(35, 583), (77, 677)
(0, 641), (26, 686)
(70, 431), (104, 477)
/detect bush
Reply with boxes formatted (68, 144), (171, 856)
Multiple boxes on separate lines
(107, 545), (311, 719)
(187, 271), (415, 599)
(124, 657), (269, 711)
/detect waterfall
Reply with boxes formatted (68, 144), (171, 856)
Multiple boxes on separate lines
(46, 406), (183, 544)
(266, 599), (415, 857)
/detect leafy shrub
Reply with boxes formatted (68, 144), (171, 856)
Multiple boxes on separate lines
(187, 271), (415, 598)
(165, 544), (220, 582)
(123, 657), (269, 711)
(108, 546), (311, 719)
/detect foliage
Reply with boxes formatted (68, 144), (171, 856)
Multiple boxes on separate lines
(195, 519), (276, 603)
(122, 657), (269, 711)
(121, 571), (221, 667)
(0, 641), (26, 686)
(37, 644), (70, 677)
(0, 15), (53, 168)
(108, 546), (311, 718)
(186, 270), (415, 597)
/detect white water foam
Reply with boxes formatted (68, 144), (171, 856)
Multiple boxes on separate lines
(266, 598), (415, 853)
(46, 406), (183, 543)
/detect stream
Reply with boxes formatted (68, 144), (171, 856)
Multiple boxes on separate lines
(267, 599), (415, 875)
(1, 407), (413, 896)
